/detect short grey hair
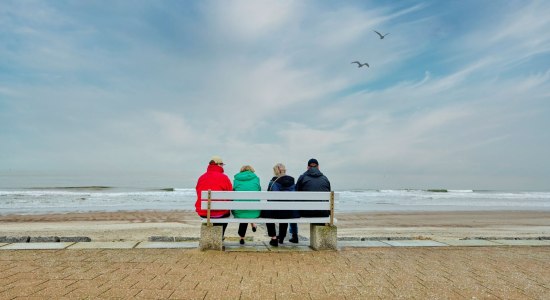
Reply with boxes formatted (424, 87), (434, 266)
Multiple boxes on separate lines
(273, 163), (286, 177)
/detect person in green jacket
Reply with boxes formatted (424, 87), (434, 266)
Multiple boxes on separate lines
(233, 165), (261, 245)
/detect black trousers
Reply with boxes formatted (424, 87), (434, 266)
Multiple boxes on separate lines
(209, 212), (230, 237)
(238, 223), (249, 237)
(266, 223), (288, 239)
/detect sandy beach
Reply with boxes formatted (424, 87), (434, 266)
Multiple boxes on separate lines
(1, 210), (549, 242)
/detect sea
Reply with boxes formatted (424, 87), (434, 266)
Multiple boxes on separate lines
(1, 187), (549, 215)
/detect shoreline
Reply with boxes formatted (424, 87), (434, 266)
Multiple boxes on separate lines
(1, 210), (549, 242)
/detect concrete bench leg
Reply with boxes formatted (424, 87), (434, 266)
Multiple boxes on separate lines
(199, 224), (223, 251)
(310, 224), (337, 250)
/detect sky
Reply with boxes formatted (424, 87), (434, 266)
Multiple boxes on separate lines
(1, 0), (549, 191)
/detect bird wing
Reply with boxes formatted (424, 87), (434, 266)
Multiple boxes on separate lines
(384, 33), (390, 37)
(365, 63), (370, 67)
(374, 30), (382, 37)
(351, 61), (360, 65)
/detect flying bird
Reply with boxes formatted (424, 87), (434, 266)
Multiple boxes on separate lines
(374, 30), (390, 39)
(351, 61), (369, 68)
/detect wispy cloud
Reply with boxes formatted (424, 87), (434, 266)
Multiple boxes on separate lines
(1, 0), (549, 190)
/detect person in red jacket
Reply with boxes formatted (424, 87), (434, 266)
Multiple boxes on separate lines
(195, 155), (232, 236)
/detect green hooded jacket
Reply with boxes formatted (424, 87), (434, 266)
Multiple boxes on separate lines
(232, 170), (261, 218)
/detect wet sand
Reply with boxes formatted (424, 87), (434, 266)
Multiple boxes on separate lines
(1, 210), (549, 242)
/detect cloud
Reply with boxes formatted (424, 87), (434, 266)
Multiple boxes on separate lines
(203, 0), (297, 40)
(1, 1), (549, 190)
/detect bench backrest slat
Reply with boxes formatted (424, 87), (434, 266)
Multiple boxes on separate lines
(200, 190), (337, 227)
(200, 191), (339, 201)
(200, 201), (332, 210)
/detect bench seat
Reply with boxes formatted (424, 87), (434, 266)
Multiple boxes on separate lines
(198, 190), (339, 251)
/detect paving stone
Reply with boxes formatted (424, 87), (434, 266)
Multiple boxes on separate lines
(148, 236), (175, 242)
(339, 240), (391, 247)
(31, 285), (78, 297)
(63, 285), (110, 298)
(261, 242), (312, 252)
(174, 236), (199, 242)
(135, 242), (198, 249)
(0, 284), (47, 298)
(36, 279), (77, 290)
(363, 236), (413, 241)
(67, 242), (138, 249)
(1, 242), (74, 250)
(169, 289), (207, 300)
(59, 236), (92, 242)
(383, 240), (448, 247)
(338, 237), (361, 241)
(99, 288), (141, 298)
(224, 241), (271, 252)
(1, 247), (549, 299)
(0, 236), (30, 243)
(491, 239), (550, 246)
(135, 288), (174, 299)
(434, 239), (502, 246)
(29, 236), (60, 243)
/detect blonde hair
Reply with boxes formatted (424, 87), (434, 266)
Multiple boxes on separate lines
(273, 163), (286, 177)
(240, 165), (255, 173)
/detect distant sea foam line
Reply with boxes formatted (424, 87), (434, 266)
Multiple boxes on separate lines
(0, 188), (549, 215)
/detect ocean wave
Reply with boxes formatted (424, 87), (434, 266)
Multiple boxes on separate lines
(174, 188), (195, 192)
(27, 186), (113, 191)
(1, 188), (549, 215)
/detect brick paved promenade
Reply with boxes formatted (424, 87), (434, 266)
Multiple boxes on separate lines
(1, 247), (549, 299)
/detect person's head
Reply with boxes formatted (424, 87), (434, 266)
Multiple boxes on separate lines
(240, 165), (255, 173)
(307, 158), (319, 169)
(273, 163), (286, 177)
(209, 155), (225, 167)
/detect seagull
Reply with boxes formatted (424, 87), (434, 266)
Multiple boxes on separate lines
(351, 61), (369, 68)
(374, 30), (390, 39)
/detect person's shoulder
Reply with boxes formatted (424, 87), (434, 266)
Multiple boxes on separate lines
(271, 181), (281, 190)
(197, 172), (210, 181)
(296, 174), (304, 187)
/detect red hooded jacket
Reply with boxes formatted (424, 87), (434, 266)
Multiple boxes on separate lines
(195, 164), (233, 217)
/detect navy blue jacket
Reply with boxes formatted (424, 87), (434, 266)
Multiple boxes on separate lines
(261, 175), (299, 219)
(296, 167), (331, 217)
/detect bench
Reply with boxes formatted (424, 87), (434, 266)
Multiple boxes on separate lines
(199, 190), (339, 251)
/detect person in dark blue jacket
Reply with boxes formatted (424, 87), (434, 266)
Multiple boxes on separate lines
(262, 163), (298, 247)
(296, 158), (331, 218)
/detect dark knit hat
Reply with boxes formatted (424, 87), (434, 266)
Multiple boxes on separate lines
(307, 158), (319, 166)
